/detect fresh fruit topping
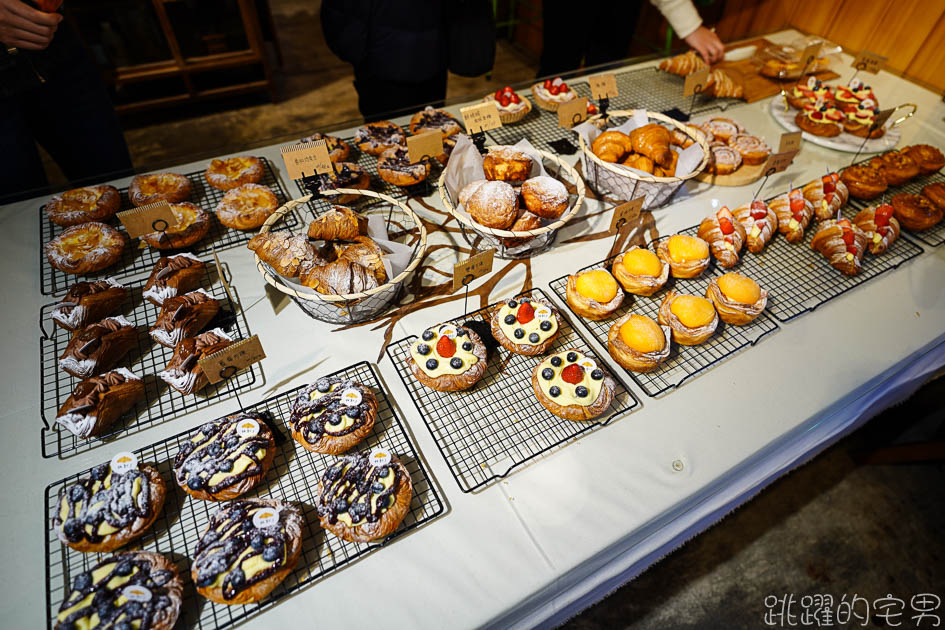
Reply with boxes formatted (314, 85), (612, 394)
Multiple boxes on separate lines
(552, 77), (563, 86)
(566, 351), (579, 362)
(790, 197), (806, 215)
(591, 369), (604, 380)
(510, 93), (521, 104)
(436, 335), (456, 358)
(528, 332), (540, 343)
(575, 269), (619, 303)
(875, 203), (893, 226)
(495, 89), (503, 99)
(575, 386), (589, 398)
(421, 330), (435, 341)
(517, 302), (535, 323)
(550, 356), (562, 367)
(513, 328), (525, 339)
(425, 358), (438, 370)
(822, 175), (836, 193)
(416, 343), (431, 355)
(718, 272), (761, 304)
(450, 357), (463, 369)
(559, 82), (569, 92)
(498, 95), (511, 107)
(587, 102), (597, 114)
(826, 109), (843, 122)
(504, 85), (513, 94)
(549, 386), (561, 397)
(621, 248), (662, 276)
(549, 85), (560, 96)
(841, 228), (855, 246)
(561, 364), (584, 384)
(667, 234), (709, 262)
(846, 244), (858, 255)
(543, 79), (552, 89)
(504, 313), (516, 325)
(812, 111), (824, 120)
(619, 315), (665, 353)
(670, 294), (716, 328)
(542, 368), (554, 380)
(718, 212), (735, 235)
(540, 320), (553, 331)
(462, 341), (473, 351)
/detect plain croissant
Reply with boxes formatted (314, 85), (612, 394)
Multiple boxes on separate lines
(658, 50), (707, 76)
(630, 124), (673, 167)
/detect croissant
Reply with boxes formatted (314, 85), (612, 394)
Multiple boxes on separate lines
(300, 260), (380, 295)
(592, 131), (632, 162)
(658, 50), (707, 76)
(803, 173), (849, 222)
(770, 189), (813, 243)
(705, 69), (744, 99)
(697, 206), (746, 268)
(811, 219), (868, 276)
(733, 200), (778, 253)
(853, 204), (900, 255)
(621, 153), (655, 173)
(630, 124), (673, 168)
(248, 232), (319, 278)
(333, 236), (387, 285)
(307, 205), (368, 240)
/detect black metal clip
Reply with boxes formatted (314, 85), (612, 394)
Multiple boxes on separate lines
(471, 130), (487, 154)
(599, 96), (610, 119)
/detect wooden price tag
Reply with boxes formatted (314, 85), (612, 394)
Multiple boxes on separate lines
(799, 42), (822, 71)
(872, 107), (896, 129)
(588, 74), (618, 100)
(280, 141), (333, 180)
(610, 197), (644, 233)
(778, 131), (803, 154)
(460, 102), (502, 134)
(761, 150), (799, 176)
(851, 50), (887, 74)
(557, 96), (589, 128)
(452, 248), (495, 292)
(117, 200), (177, 238)
(407, 130), (444, 164)
(198, 334), (266, 384)
(683, 67), (710, 97)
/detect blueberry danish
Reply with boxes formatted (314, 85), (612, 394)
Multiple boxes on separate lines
(290, 377), (377, 454)
(408, 324), (488, 391)
(531, 349), (616, 421)
(489, 296), (560, 356)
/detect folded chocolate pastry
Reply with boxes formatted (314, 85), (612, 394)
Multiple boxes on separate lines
(56, 367), (145, 438)
(159, 328), (234, 395)
(143, 253), (206, 306)
(59, 315), (137, 379)
(149, 288), (220, 348)
(51, 278), (126, 331)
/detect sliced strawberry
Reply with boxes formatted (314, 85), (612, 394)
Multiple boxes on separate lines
(724, 235), (734, 244)
(875, 203), (893, 226)
(826, 109), (843, 122)
(825, 191), (834, 205)
(559, 82), (569, 92)
(510, 93), (521, 104)
(846, 244), (858, 255)
(517, 302), (535, 324)
(822, 175), (836, 193)
(561, 364), (583, 384)
(750, 200), (767, 221)
(436, 335), (456, 358)
(790, 197), (805, 213)
(812, 111), (824, 120)
(719, 217), (735, 235)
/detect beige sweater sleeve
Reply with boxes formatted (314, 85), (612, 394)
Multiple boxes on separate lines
(650, 0), (703, 39)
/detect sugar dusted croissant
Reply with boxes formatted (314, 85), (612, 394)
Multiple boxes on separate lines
(248, 232), (319, 278)
(658, 50), (707, 76)
(697, 206), (746, 268)
(811, 219), (868, 276)
(733, 200), (777, 253)
(307, 205), (368, 240)
(853, 203), (900, 255)
(770, 188), (813, 243)
(803, 173), (849, 222)
(705, 69), (744, 99)
(630, 124), (673, 167)
(300, 259), (380, 295)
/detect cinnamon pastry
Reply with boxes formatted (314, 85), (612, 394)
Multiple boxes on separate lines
(490, 296), (561, 355)
(409, 105), (462, 136)
(301, 131), (351, 162)
(46, 222), (126, 275)
(733, 200), (777, 253)
(869, 151), (920, 186)
(204, 156), (264, 191)
(317, 449), (413, 543)
(811, 219), (868, 275)
(795, 103), (843, 137)
(53, 457), (163, 552)
(409, 324), (488, 391)
(521, 175), (568, 219)
(770, 188), (813, 243)
(728, 134), (770, 166)
(289, 377), (377, 454)
(141, 201), (210, 250)
(129, 173), (192, 207)
(657, 234), (711, 278)
(841, 164), (887, 200)
(52, 278), (126, 331)
(46, 185), (121, 227)
(248, 232), (319, 278)
(672, 126), (710, 148)
(803, 173), (849, 222)
(705, 69), (744, 99)
(377, 146), (431, 187)
(901, 144), (945, 175)
(55, 552), (182, 630)
(706, 142), (743, 175)
(891, 193), (943, 231)
(215, 183), (279, 230)
(565, 269), (624, 320)
(55, 368), (145, 439)
(174, 412), (276, 501)
(658, 50), (707, 76)
(922, 182), (945, 210)
(703, 117), (744, 143)
(465, 179), (518, 229)
(698, 206), (746, 268)
(307, 205), (368, 240)
(705, 273), (767, 326)
(59, 315), (136, 379)
(657, 291), (718, 345)
(853, 204), (900, 255)
(312, 162), (371, 204)
(591, 130), (633, 163)
(611, 245), (669, 296)
(143, 253), (205, 306)
(355, 121), (406, 156)
(630, 123), (673, 167)
(502, 210), (543, 247)
(607, 313), (671, 373)
(193, 499), (303, 605)
(532, 349), (616, 421)
(483, 146), (533, 183)
(149, 289), (220, 348)
(159, 328), (234, 395)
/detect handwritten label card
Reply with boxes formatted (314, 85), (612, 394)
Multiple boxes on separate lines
(452, 248), (495, 292)
(610, 197), (644, 233)
(117, 200), (177, 238)
(761, 150), (799, 176)
(407, 130), (444, 164)
(198, 335), (266, 384)
(280, 141), (333, 180)
(799, 42), (822, 71)
(557, 96), (589, 128)
(872, 107), (896, 129)
(588, 74), (618, 100)
(851, 50), (887, 74)
(778, 131), (803, 154)
(683, 68), (710, 97)
(460, 102), (502, 134)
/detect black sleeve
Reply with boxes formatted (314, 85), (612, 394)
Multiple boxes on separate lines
(320, 0), (372, 68)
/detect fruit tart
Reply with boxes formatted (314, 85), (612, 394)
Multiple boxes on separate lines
(892, 193), (943, 231)
(409, 105), (462, 137)
(795, 101), (844, 137)
(59, 315), (137, 379)
(484, 85), (532, 123)
(698, 206), (746, 268)
(129, 172), (192, 207)
(56, 368), (145, 439)
(607, 313), (671, 373)
(409, 324), (488, 391)
(531, 349), (616, 421)
(531, 77), (577, 111)
(354, 121), (405, 156)
(733, 200), (777, 254)
(377, 146), (432, 187)
(657, 234), (711, 278)
(841, 164), (887, 200)
(853, 203), (900, 255)
(770, 187), (813, 243)
(784, 76), (833, 110)
(52, 278), (126, 331)
(705, 272), (768, 325)
(811, 218), (868, 276)
(803, 172), (848, 222)
(215, 183), (279, 230)
(611, 246), (669, 296)
(843, 101), (885, 138)
(289, 376), (378, 454)
(490, 296), (561, 355)
(565, 269), (624, 320)
(657, 291), (718, 345)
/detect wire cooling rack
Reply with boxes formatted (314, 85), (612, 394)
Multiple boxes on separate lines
(484, 83), (591, 153)
(38, 263), (257, 459)
(40, 157), (296, 295)
(44, 361), (445, 630)
(385, 287), (639, 493)
(609, 67), (745, 119)
(548, 247), (779, 398)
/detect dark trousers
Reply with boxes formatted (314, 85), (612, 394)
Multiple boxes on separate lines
(538, 0), (641, 77)
(353, 68), (448, 122)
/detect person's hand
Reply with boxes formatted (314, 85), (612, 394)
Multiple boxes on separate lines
(0, 0), (62, 51)
(684, 26), (724, 65)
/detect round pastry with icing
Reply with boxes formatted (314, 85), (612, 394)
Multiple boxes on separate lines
(608, 312), (671, 373)
(46, 185), (121, 227)
(46, 222), (127, 275)
(483, 146), (533, 183)
(703, 117), (744, 142)
(727, 134), (770, 166)
(215, 183), (279, 230)
(520, 175), (568, 219)
(489, 296), (560, 355)
(657, 290), (718, 345)
(377, 146), (431, 187)
(354, 121), (406, 156)
(840, 164), (887, 200)
(706, 142), (742, 175)
(290, 377), (378, 454)
(531, 349), (616, 421)
(174, 412), (276, 501)
(53, 458), (165, 553)
(192, 498), (303, 605)
(657, 234), (710, 278)
(611, 246), (669, 296)
(565, 268), (624, 320)
(55, 551), (182, 630)
(317, 449), (413, 543)
(706, 272), (768, 326)
(869, 151), (920, 186)
(409, 324), (488, 391)
(301, 132), (351, 162)
(141, 201), (210, 249)
(129, 172), (192, 207)
(409, 106), (462, 136)
(204, 156), (264, 191)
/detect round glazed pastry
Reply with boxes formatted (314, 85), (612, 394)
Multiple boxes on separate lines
(891, 193), (943, 231)
(706, 272), (768, 325)
(657, 290), (718, 345)
(53, 459), (165, 553)
(129, 172), (192, 207)
(902, 144), (945, 175)
(840, 164), (887, 200)
(55, 551), (183, 630)
(727, 134), (770, 166)
(483, 146), (533, 183)
(706, 142), (742, 175)
(703, 117), (744, 143)
(531, 348), (616, 421)
(46, 222), (127, 275)
(409, 105), (462, 136)
(354, 121), (406, 156)
(317, 448), (413, 543)
(520, 175), (568, 219)
(922, 182), (945, 210)
(192, 499), (303, 605)
(565, 268), (624, 320)
(301, 131), (351, 162)
(657, 234), (710, 278)
(611, 246), (669, 296)
(409, 324), (488, 391)
(141, 201), (210, 249)
(869, 151), (920, 186)
(204, 156), (264, 190)
(315, 161), (371, 204)
(289, 376), (378, 454)
(215, 183), (279, 230)
(174, 412), (276, 501)
(46, 185), (121, 227)
(795, 104), (843, 137)
(377, 146), (431, 187)
(490, 296), (560, 355)
(607, 312), (672, 372)
(465, 179), (518, 229)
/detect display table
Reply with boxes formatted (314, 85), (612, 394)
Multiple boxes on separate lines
(2, 29), (944, 629)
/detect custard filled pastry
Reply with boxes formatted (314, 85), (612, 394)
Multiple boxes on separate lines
(901, 144), (945, 175)
(840, 164), (887, 200)
(46, 221), (126, 275)
(204, 156), (264, 191)
(483, 146), (534, 183)
(853, 204), (900, 255)
(698, 206), (746, 268)
(770, 188), (813, 243)
(215, 183), (279, 230)
(658, 291), (718, 345)
(149, 288), (220, 348)
(158, 328), (234, 395)
(869, 151), (919, 186)
(657, 234), (711, 278)
(490, 296), (561, 355)
(59, 315), (136, 379)
(565, 269), (624, 320)
(143, 253), (205, 306)
(706, 273), (767, 326)
(307, 205), (368, 241)
(891, 193), (943, 231)
(409, 324), (488, 391)
(532, 349), (616, 420)
(611, 246), (668, 296)
(377, 146), (431, 187)
(129, 172), (192, 207)
(629, 123), (673, 168)
(289, 377), (378, 454)
(354, 121), (406, 156)
(607, 313), (671, 373)
(733, 200), (777, 254)
(141, 201), (210, 249)
(56, 368), (145, 439)
(803, 172), (849, 222)
(811, 218), (868, 276)
(52, 278), (126, 331)
(46, 185), (121, 227)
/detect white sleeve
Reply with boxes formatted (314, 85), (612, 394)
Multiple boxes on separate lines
(650, 0), (703, 39)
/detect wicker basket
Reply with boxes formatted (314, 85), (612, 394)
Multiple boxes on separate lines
(577, 110), (710, 210)
(252, 188), (427, 324)
(437, 148), (586, 259)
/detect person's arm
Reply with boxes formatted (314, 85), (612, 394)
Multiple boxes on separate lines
(0, 0), (61, 50)
(650, 0), (725, 64)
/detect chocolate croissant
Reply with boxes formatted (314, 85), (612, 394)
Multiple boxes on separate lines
(811, 219), (868, 276)
(630, 123), (673, 167)
(697, 206), (746, 268)
(143, 253), (205, 306)
(55, 368), (145, 438)
(307, 205), (368, 241)
(52, 278), (126, 331)
(59, 315), (137, 379)
(658, 50), (707, 76)
(159, 328), (234, 395)
(150, 289), (220, 348)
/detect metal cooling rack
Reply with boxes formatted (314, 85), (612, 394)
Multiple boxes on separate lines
(38, 263), (257, 459)
(39, 157), (296, 296)
(609, 67), (746, 118)
(548, 246), (779, 398)
(44, 361), (445, 630)
(385, 287), (639, 493)
(484, 83), (591, 153)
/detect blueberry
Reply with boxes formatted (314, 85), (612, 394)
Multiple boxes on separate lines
(91, 463), (109, 481)
(513, 328), (524, 339)
(250, 533), (266, 550)
(187, 476), (204, 490)
(123, 602), (143, 618)
(68, 485), (85, 502)
(456, 329), (467, 337)
(591, 369), (604, 380)
(306, 421), (321, 436)
(504, 314), (516, 325)
(541, 368), (554, 380)
(229, 568), (245, 587)
(550, 356), (562, 367)
(262, 545), (281, 562)
(576, 386), (589, 398)
(201, 530), (220, 544)
(96, 602), (113, 621)
(333, 498), (348, 513)
(520, 298), (530, 304)
(242, 520), (254, 531)
(59, 623), (77, 630)
(425, 358), (438, 370)
(224, 539), (241, 556)
(528, 333), (540, 343)
(316, 378), (331, 393)
(196, 572), (215, 587)
(450, 358), (463, 369)
(566, 352), (578, 362)
(151, 570), (172, 586)
(225, 436), (240, 450)
(115, 560), (133, 576)
(217, 458), (234, 472)
(346, 407), (361, 419)
(116, 622), (132, 630)
(507, 300), (517, 308)
(376, 466), (390, 478)
(62, 517), (83, 541)
(376, 494), (390, 508)
(549, 386), (561, 397)
(416, 343), (431, 355)
(462, 342), (472, 351)
(540, 320), (552, 331)
(421, 330), (435, 341)
(327, 464), (343, 481)
(73, 572), (92, 592)
(208, 442), (223, 457)
(372, 482), (385, 493)
(201, 422), (218, 435)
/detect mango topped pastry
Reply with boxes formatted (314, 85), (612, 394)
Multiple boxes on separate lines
(607, 313), (672, 373)
(612, 246), (669, 296)
(706, 272), (768, 325)
(566, 268), (625, 320)
(657, 234), (711, 278)
(657, 291), (718, 345)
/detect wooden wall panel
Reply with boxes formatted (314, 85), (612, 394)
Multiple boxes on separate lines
(784, 0), (845, 39)
(906, 12), (945, 88)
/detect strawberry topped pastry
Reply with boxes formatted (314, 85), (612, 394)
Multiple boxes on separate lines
(770, 186), (814, 243)
(490, 296), (561, 356)
(786, 76), (833, 109)
(811, 218), (868, 276)
(531, 76), (577, 111)
(697, 205), (747, 268)
(853, 203), (900, 255)
(795, 99), (843, 137)
(843, 100), (885, 138)
(803, 172), (849, 222)
(484, 85), (532, 123)
(531, 349), (616, 421)
(733, 199), (778, 253)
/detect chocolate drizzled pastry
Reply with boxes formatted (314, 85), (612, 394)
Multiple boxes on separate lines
(409, 106), (461, 136)
(143, 253), (205, 306)
(290, 377), (377, 454)
(174, 412), (275, 501)
(56, 368), (145, 439)
(59, 315), (137, 379)
(149, 288), (219, 348)
(192, 498), (303, 605)
(377, 146), (431, 187)
(55, 551), (182, 630)
(159, 328), (233, 395)
(51, 278), (126, 331)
